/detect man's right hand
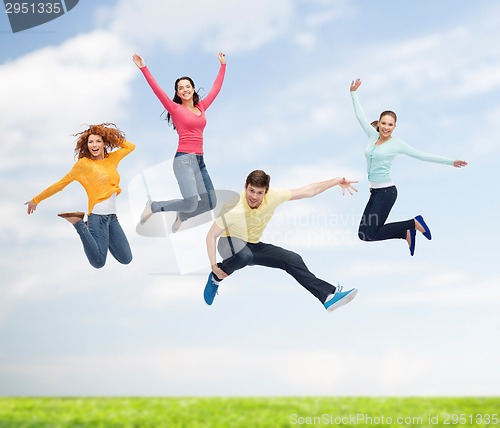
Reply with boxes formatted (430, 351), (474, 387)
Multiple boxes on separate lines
(212, 264), (229, 280)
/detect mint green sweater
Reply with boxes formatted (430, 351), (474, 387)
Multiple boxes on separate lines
(351, 92), (454, 184)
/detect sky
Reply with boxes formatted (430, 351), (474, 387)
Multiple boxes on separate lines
(0, 0), (498, 396)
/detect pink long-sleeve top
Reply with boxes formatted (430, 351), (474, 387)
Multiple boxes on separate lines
(139, 63), (226, 155)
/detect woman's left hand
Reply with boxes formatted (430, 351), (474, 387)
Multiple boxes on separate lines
(453, 160), (468, 168)
(218, 52), (226, 64)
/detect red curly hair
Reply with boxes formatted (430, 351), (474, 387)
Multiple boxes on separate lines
(73, 123), (126, 159)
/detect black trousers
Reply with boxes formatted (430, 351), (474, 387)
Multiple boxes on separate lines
(216, 236), (336, 303)
(358, 185), (414, 241)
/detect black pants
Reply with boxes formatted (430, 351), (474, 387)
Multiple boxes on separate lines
(358, 185), (414, 242)
(216, 236), (336, 303)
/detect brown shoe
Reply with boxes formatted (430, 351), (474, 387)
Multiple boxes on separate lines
(57, 211), (85, 219)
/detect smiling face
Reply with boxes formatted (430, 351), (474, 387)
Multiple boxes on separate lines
(245, 185), (267, 209)
(176, 78), (195, 103)
(87, 134), (105, 160)
(377, 114), (396, 139)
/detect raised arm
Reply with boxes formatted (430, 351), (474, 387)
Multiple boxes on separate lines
(132, 53), (177, 112)
(132, 53), (146, 68)
(110, 139), (136, 163)
(350, 79), (379, 139)
(199, 52), (227, 110)
(290, 177), (358, 201)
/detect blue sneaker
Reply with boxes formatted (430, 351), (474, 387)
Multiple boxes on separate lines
(409, 228), (416, 256)
(324, 285), (358, 312)
(204, 273), (219, 305)
(415, 215), (432, 240)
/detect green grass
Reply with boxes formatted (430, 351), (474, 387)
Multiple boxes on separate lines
(0, 397), (498, 427)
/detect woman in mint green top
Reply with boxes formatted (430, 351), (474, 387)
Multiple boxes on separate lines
(350, 78), (467, 255)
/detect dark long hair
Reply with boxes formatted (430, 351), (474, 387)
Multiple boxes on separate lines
(166, 76), (200, 129)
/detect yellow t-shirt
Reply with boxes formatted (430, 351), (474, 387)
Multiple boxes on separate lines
(215, 188), (292, 243)
(32, 140), (135, 215)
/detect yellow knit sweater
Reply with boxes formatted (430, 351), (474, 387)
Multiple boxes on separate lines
(32, 140), (135, 215)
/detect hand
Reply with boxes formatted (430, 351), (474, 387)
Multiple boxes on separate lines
(453, 160), (468, 168)
(25, 200), (37, 214)
(218, 52), (226, 65)
(350, 78), (362, 92)
(212, 264), (228, 280)
(132, 53), (146, 68)
(338, 178), (359, 196)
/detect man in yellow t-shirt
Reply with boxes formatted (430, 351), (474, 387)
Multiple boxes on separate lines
(205, 170), (359, 313)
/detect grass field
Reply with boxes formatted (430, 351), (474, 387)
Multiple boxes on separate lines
(0, 397), (498, 427)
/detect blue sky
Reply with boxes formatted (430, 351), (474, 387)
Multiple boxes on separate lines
(0, 0), (498, 396)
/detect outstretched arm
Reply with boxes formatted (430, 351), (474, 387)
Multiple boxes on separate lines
(290, 177), (358, 201)
(206, 222), (229, 279)
(399, 141), (468, 167)
(25, 200), (37, 214)
(26, 173), (74, 214)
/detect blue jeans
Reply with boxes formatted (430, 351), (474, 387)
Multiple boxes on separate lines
(216, 237), (337, 304)
(151, 152), (216, 222)
(74, 214), (132, 269)
(358, 185), (415, 241)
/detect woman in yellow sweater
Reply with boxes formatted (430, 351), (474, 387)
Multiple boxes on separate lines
(25, 123), (135, 269)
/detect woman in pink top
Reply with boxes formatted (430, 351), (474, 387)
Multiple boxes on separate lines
(133, 52), (226, 232)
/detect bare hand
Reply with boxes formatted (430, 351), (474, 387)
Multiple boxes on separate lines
(339, 178), (359, 196)
(212, 265), (228, 280)
(132, 53), (146, 68)
(453, 160), (468, 168)
(218, 52), (226, 65)
(350, 78), (362, 92)
(25, 200), (37, 214)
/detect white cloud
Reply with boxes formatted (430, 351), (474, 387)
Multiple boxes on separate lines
(342, 261), (421, 277)
(358, 24), (500, 101)
(1, 345), (498, 395)
(421, 271), (469, 287)
(105, 0), (353, 54)
(136, 274), (229, 308)
(108, 0), (293, 53)
(365, 275), (500, 308)
(294, 32), (317, 50)
(0, 30), (135, 171)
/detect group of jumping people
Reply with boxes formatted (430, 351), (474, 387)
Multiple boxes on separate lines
(25, 54), (467, 313)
